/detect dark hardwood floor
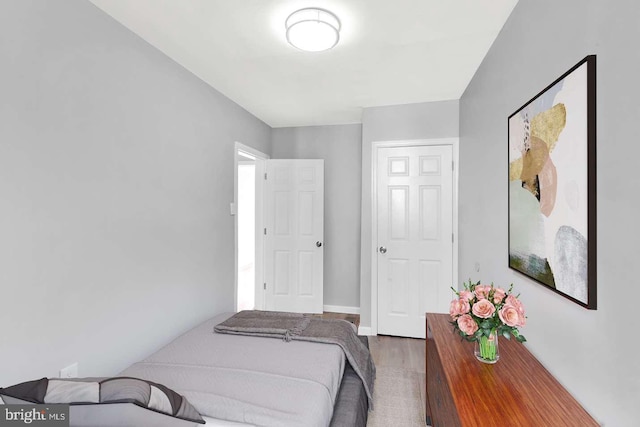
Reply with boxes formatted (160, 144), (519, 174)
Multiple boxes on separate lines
(367, 335), (426, 426)
(313, 312), (427, 426)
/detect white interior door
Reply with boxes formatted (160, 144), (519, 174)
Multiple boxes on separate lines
(264, 160), (324, 313)
(377, 145), (453, 338)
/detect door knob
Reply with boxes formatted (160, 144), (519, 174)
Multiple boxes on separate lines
(379, 246), (387, 254)
(316, 241), (323, 247)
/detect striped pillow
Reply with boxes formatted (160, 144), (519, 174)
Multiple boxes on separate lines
(0, 377), (204, 424)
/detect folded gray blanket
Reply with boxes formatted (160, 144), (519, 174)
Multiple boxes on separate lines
(213, 310), (311, 341)
(214, 310), (376, 409)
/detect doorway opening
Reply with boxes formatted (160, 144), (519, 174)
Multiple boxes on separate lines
(234, 142), (268, 312)
(234, 145), (325, 314)
(237, 154), (255, 311)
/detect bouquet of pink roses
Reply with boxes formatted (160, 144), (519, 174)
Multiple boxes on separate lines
(449, 279), (527, 343)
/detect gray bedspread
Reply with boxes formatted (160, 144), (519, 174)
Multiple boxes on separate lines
(214, 311), (375, 408)
(120, 313), (345, 427)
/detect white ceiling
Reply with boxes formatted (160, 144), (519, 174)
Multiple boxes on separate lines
(88, 0), (518, 128)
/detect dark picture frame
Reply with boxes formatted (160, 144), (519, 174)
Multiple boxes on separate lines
(508, 55), (596, 309)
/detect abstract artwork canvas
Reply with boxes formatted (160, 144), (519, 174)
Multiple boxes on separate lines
(508, 55), (596, 309)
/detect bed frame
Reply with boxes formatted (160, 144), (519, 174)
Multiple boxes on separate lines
(329, 336), (370, 427)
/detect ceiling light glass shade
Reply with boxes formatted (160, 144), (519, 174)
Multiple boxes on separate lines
(285, 8), (341, 52)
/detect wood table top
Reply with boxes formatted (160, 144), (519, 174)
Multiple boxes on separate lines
(426, 313), (599, 427)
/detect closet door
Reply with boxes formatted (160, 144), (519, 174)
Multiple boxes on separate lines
(377, 145), (453, 338)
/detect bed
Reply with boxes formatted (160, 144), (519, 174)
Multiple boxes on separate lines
(118, 312), (370, 427)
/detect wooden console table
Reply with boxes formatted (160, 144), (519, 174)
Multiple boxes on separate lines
(425, 313), (598, 426)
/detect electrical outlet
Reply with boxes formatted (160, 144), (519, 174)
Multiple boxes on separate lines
(475, 262), (480, 272)
(60, 363), (78, 378)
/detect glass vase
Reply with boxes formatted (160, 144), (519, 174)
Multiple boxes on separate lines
(474, 329), (500, 364)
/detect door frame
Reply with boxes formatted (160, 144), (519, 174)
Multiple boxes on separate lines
(234, 142), (269, 312)
(370, 138), (459, 336)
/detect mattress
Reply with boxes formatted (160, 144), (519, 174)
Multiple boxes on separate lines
(120, 313), (346, 427)
(203, 357), (369, 427)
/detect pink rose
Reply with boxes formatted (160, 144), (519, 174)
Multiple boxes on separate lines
(518, 313), (526, 327)
(457, 314), (479, 336)
(493, 287), (506, 304)
(499, 304), (523, 327)
(505, 295), (525, 316)
(449, 298), (470, 319)
(449, 299), (458, 318)
(472, 299), (496, 318)
(459, 290), (474, 302)
(474, 285), (491, 300)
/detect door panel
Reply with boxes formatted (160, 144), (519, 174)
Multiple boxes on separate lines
(265, 160), (324, 313)
(388, 258), (410, 315)
(274, 192), (290, 234)
(419, 260), (441, 315)
(298, 192), (315, 235)
(298, 251), (314, 295)
(377, 145), (453, 338)
(420, 186), (440, 240)
(389, 186), (409, 239)
(274, 251), (291, 295)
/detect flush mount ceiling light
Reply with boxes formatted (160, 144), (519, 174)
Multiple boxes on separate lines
(285, 8), (341, 52)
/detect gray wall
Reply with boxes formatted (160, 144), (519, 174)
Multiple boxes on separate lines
(459, 0), (639, 425)
(358, 101), (459, 327)
(0, 0), (271, 386)
(271, 125), (362, 309)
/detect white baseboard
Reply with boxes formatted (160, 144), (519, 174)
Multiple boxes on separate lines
(323, 305), (360, 315)
(358, 326), (373, 336)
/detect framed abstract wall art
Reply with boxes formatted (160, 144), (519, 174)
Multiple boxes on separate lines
(508, 55), (596, 309)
